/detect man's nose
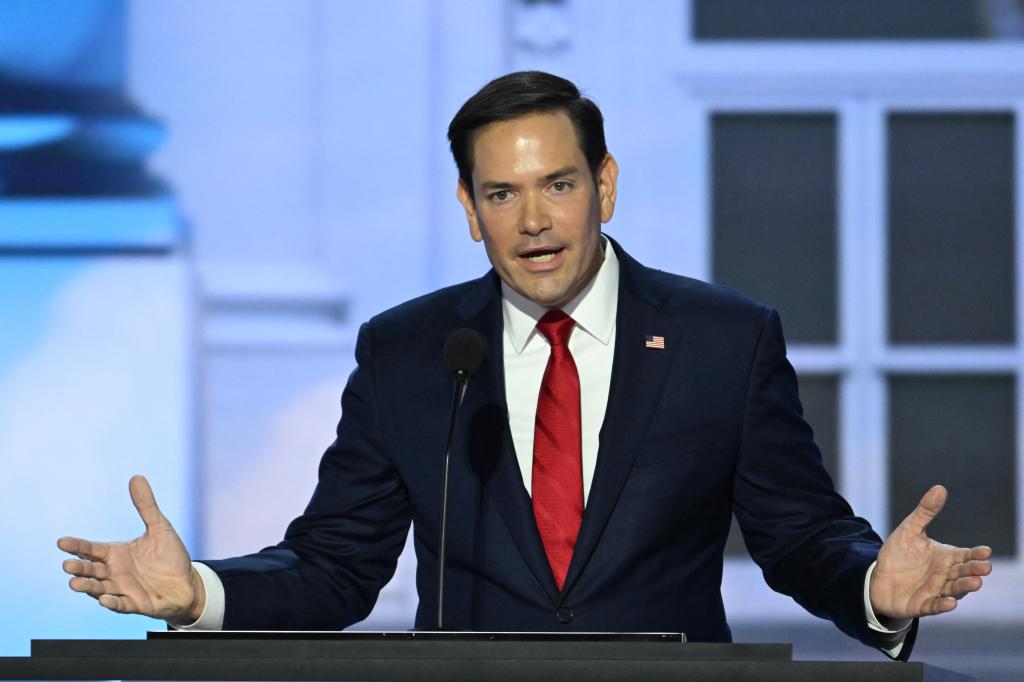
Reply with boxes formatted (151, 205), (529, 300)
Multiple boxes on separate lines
(519, 192), (551, 235)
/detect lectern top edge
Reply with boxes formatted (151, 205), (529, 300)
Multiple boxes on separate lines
(147, 630), (687, 643)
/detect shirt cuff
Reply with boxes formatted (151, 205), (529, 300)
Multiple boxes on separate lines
(863, 560), (913, 657)
(172, 562), (226, 631)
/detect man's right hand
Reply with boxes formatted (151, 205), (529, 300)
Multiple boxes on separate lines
(57, 475), (205, 626)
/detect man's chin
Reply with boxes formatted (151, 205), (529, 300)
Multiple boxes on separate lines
(525, 288), (573, 310)
(503, 269), (585, 308)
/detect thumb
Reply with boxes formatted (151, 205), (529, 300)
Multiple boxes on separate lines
(129, 475), (167, 531)
(901, 484), (947, 535)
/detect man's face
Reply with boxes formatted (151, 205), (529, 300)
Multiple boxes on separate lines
(457, 111), (618, 310)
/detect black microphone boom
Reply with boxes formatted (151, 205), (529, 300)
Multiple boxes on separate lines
(437, 328), (487, 630)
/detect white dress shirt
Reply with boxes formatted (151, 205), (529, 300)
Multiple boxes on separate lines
(502, 237), (619, 504)
(181, 237), (909, 655)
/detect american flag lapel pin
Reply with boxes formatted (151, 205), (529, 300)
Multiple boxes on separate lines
(644, 334), (665, 350)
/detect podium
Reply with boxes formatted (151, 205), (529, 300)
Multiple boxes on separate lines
(0, 632), (973, 681)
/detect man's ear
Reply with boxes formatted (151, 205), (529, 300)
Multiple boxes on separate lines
(456, 180), (483, 242)
(597, 153), (619, 224)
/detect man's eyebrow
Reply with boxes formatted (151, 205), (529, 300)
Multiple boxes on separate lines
(542, 166), (580, 181)
(478, 167), (581, 191)
(479, 180), (517, 191)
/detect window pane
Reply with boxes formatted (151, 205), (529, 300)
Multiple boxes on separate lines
(713, 113), (837, 344)
(728, 374), (840, 557)
(693, 0), (1024, 40)
(889, 375), (1016, 558)
(888, 113), (1015, 344)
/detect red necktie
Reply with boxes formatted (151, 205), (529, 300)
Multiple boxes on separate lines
(532, 310), (583, 591)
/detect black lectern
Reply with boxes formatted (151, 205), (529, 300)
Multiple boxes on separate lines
(0, 631), (974, 681)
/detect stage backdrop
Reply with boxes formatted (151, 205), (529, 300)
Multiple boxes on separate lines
(2, 2), (1022, 679)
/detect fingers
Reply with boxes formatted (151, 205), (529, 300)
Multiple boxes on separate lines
(70, 578), (142, 615)
(56, 536), (108, 562)
(63, 558), (110, 580)
(947, 576), (984, 599)
(68, 576), (114, 600)
(922, 595), (958, 616)
(938, 543), (992, 600)
(952, 545), (993, 564)
(944, 546), (992, 600)
(901, 484), (948, 535)
(98, 594), (140, 614)
(969, 545), (993, 561)
(129, 475), (165, 531)
(946, 559), (993, 581)
(934, 550), (990, 603)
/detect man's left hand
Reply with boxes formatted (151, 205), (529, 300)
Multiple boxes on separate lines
(870, 484), (992, 620)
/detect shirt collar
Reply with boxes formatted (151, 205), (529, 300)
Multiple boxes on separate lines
(502, 235), (620, 354)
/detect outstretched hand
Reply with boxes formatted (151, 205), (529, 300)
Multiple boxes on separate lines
(870, 485), (992, 620)
(57, 475), (205, 625)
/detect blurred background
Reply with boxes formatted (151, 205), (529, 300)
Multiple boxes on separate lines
(1, 0), (1021, 678)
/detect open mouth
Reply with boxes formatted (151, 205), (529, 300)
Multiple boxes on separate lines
(519, 246), (564, 264)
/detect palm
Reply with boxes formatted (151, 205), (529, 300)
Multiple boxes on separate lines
(110, 515), (193, 617)
(870, 485), (992, 620)
(58, 475), (200, 623)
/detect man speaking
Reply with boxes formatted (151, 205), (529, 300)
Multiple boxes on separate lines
(58, 71), (991, 660)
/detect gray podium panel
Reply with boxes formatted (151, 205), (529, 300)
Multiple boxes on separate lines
(0, 633), (974, 682)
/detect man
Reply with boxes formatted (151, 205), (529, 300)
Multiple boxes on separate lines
(58, 71), (991, 660)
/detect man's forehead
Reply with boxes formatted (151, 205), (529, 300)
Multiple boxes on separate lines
(470, 111), (585, 180)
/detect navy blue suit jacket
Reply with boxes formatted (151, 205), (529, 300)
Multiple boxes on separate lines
(204, 237), (915, 657)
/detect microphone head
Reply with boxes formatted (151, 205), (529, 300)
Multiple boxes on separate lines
(443, 328), (488, 379)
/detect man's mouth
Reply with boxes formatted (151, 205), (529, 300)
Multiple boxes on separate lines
(519, 246), (564, 264)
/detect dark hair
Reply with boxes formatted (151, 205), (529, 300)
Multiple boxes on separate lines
(447, 71), (607, 198)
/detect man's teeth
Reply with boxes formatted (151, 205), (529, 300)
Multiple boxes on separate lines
(526, 252), (557, 263)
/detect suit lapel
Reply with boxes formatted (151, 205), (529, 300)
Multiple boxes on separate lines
(456, 274), (560, 603)
(560, 243), (684, 597)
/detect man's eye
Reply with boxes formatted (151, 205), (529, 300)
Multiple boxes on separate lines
(551, 181), (571, 192)
(490, 190), (510, 202)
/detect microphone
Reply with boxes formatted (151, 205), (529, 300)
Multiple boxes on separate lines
(437, 328), (487, 630)
(442, 328), (487, 381)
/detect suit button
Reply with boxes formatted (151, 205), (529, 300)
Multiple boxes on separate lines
(556, 606), (573, 624)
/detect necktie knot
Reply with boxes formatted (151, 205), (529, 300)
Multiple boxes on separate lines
(537, 310), (575, 348)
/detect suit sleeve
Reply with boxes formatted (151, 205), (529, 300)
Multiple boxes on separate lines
(732, 308), (917, 659)
(200, 321), (412, 630)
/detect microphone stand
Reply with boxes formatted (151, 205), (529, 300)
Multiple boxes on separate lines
(437, 369), (470, 630)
